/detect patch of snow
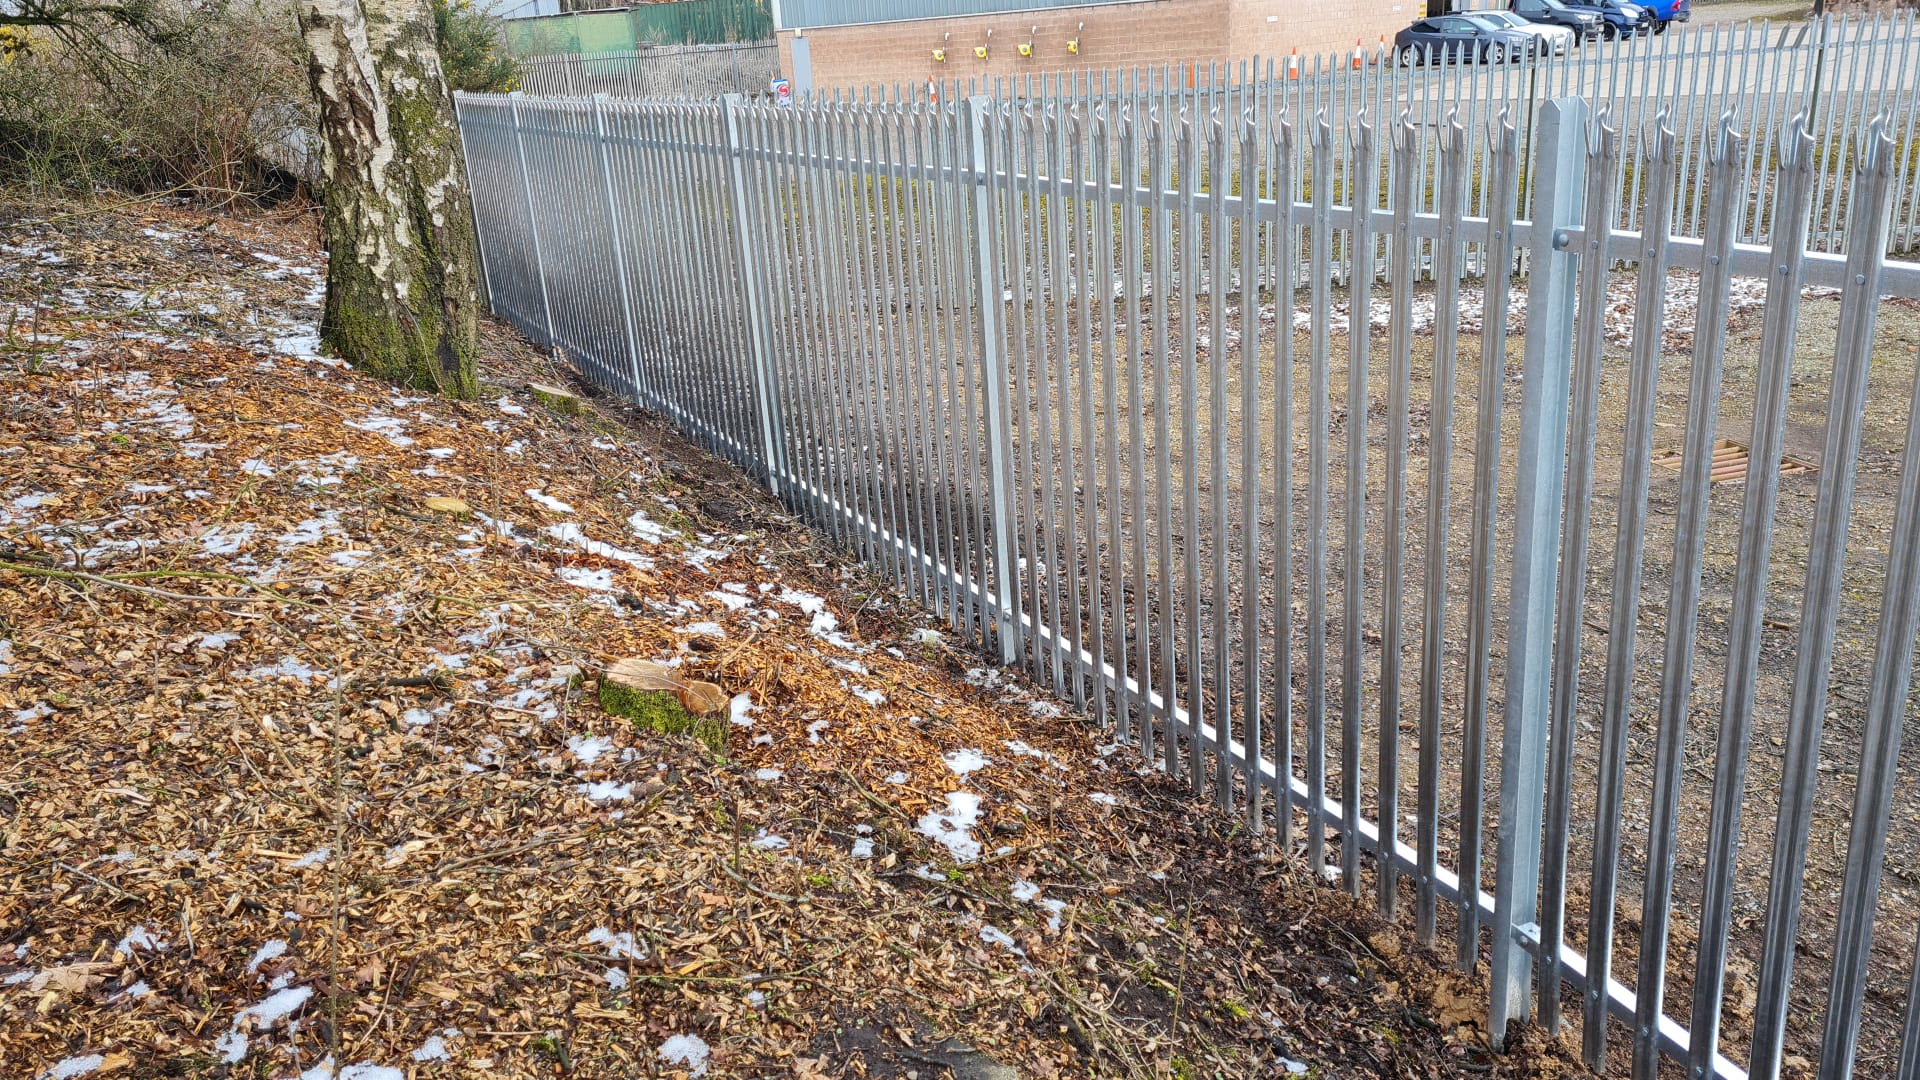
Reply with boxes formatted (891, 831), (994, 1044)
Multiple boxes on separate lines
(1028, 700), (1064, 719)
(343, 415), (414, 448)
(979, 924), (1024, 955)
(885, 771), (909, 785)
(410, 1034), (452, 1063)
(849, 685), (885, 707)
(245, 657), (328, 683)
(604, 967), (628, 990)
(850, 838), (874, 859)
(289, 847), (330, 869)
(917, 792), (984, 863)
(728, 693), (755, 727)
(749, 831), (788, 851)
(627, 509), (675, 544)
(943, 749), (988, 776)
(806, 719), (830, 744)
(240, 458), (275, 477)
(247, 940), (287, 974)
(424, 447), (456, 459)
(1038, 897), (1069, 932)
(196, 632), (240, 650)
(217, 984), (313, 1063)
(586, 928), (643, 959)
(579, 781), (634, 802)
(1088, 792), (1119, 807)
(278, 511), (344, 549)
(496, 396), (526, 416)
(199, 523), (256, 555)
(526, 489), (573, 514)
(676, 621), (725, 638)
(114, 925), (164, 956)
(706, 590), (752, 611)
(753, 768), (784, 781)
(41, 1054), (105, 1079)
(657, 1034), (710, 1077)
(772, 588), (860, 649)
(567, 734), (613, 764)
(555, 567), (616, 592)
(544, 523), (654, 570)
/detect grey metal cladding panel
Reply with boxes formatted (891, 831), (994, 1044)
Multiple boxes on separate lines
(781, 0), (1137, 30)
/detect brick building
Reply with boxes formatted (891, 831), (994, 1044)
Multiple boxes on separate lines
(772, 0), (1432, 95)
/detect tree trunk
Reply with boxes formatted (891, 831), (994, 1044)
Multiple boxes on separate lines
(299, 0), (481, 398)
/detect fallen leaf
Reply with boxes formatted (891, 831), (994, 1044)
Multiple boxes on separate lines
(28, 962), (114, 995)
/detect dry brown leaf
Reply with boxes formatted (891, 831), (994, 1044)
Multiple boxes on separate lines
(424, 496), (471, 515)
(28, 962), (115, 995)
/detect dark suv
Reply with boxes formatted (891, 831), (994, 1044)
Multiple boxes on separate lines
(1508, 0), (1603, 41)
(1568, 0), (1655, 37)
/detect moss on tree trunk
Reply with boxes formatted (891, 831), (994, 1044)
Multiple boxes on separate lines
(300, 0), (481, 398)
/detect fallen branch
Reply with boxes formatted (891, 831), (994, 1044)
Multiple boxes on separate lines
(0, 560), (316, 607)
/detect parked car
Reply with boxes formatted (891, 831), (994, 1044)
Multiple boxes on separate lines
(1556, 0), (1653, 38)
(1637, 0), (1691, 32)
(1466, 9), (1577, 56)
(1394, 13), (1537, 64)
(1507, 0), (1603, 42)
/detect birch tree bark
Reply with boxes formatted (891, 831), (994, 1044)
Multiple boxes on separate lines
(298, 0), (480, 397)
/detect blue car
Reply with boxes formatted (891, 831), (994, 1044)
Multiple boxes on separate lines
(1395, 13), (1536, 64)
(1559, 0), (1653, 38)
(1637, 0), (1691, 32)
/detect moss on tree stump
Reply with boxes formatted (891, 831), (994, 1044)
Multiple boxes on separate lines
(599, 680), (727, 757)
(529, 382), (583, 417)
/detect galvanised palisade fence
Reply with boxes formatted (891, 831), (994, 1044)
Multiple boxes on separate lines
(456, 24), (1920, 1080)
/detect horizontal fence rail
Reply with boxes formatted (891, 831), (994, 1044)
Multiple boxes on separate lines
(456, 29), (1920, 1078)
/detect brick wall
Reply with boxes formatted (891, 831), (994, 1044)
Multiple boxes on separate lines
(776, 0), (1420, 95)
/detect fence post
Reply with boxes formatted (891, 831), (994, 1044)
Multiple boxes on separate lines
(1488, 94), (1587, 1050)
(590, 95), (647, 404)
(964, 95), (1020, 667)
(722, 93), (788, 498)
(508, 92), (556, 347)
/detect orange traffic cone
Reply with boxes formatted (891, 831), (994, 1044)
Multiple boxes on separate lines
(1351, 38), (1365, 69)
(1287, 46), (1301, 80)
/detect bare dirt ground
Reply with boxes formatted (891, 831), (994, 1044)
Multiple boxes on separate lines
(0, 196), (1595, 1079)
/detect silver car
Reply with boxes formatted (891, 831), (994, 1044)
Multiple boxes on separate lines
(1466, 9), (1577, 55)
